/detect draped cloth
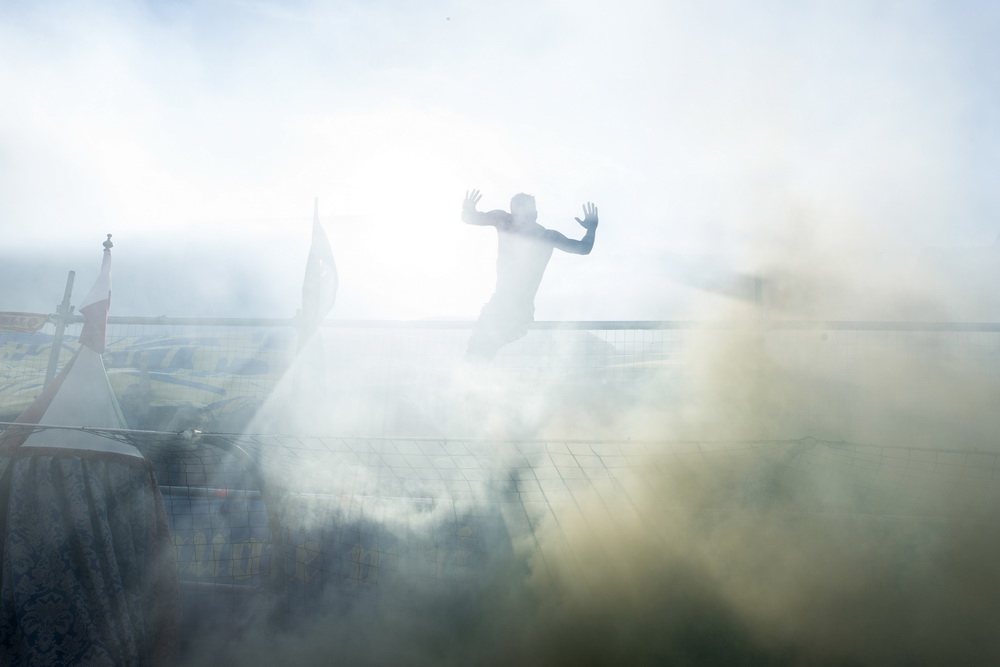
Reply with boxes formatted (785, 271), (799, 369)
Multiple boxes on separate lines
(0, 447), (179, 666)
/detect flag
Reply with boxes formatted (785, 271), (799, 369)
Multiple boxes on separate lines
(301, 198), (338, 333)
(78, 234), (114, 353)
(662, 252), (764, 305)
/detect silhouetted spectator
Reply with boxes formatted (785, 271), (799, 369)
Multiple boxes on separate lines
(463, 190), (598, 360)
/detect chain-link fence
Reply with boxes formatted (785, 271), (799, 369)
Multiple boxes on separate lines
(4, 319), (999, 441)
(5, 318), (1000, 661)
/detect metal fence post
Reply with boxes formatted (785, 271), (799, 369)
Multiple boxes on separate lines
(44, 271), (75, 387)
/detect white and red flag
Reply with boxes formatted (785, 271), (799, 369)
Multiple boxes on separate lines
(77, 235), (113, 353)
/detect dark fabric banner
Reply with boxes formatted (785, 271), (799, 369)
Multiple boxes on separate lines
(0, 448), (179, 665)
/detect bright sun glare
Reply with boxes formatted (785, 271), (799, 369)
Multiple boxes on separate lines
(322, 132), (497, 319)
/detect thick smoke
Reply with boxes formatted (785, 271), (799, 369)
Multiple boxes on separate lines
(484, 216), (1000, 665)
(4, 2), (999, 664)
(181, 219), (1000, 666)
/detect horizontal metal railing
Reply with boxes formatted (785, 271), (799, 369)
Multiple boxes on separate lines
(24, 315), (1000, 332)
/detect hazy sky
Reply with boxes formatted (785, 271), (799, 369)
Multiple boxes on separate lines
(2, 0), (999, 319)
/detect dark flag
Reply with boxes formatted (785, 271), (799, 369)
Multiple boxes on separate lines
(300, 198), (338, 338)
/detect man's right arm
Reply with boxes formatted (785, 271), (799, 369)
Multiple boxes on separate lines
(462, 189), (510, 227)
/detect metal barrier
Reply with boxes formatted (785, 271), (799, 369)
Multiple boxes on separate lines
(2, 319), (999, 441)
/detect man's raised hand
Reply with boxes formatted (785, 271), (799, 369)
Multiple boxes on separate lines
(575, 202), (599, 231)
(463, 189), (482, 213)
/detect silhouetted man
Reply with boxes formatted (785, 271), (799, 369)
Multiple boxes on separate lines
(463, 189), (599, 360)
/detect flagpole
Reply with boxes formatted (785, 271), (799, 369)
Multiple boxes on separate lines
(44, 270), (76, 387)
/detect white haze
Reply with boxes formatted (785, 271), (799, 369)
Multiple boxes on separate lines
(183, 290), (1000, 665)
(2, 0), (1000, 320)
(5, 2), (1000, 666)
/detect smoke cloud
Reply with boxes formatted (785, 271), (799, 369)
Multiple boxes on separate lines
(4, 1), (1000, 665)
(187, 224), (1000, 665)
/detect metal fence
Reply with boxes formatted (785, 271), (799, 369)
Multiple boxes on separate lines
(2, 318), (1000, 442)
(11, 426), (1000, 660)
(5, 317), (1000, 661)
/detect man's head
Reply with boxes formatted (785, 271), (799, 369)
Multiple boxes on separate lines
(510, 193), (537, 224)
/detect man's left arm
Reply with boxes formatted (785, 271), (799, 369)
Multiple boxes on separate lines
(547, 202), (598, 255)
